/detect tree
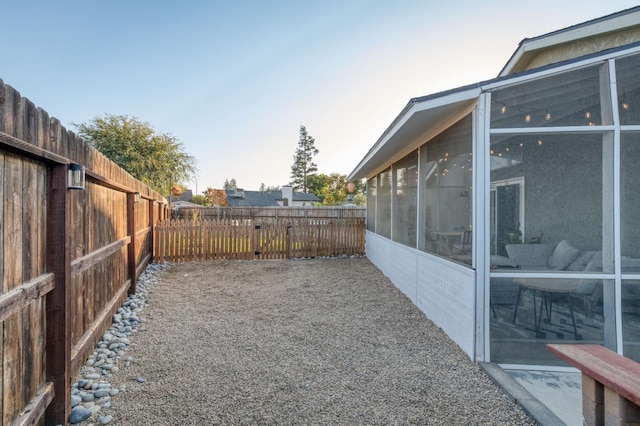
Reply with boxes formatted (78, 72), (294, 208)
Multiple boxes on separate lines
(75, 114), (196, 196)
(190, 194), (211, 206)
(203, 188), (228, 206)
(223, 178), (237, 190)
(290, 125), (319, 193)
(307, 173), (367, 206)
(259, 183), (266, 191)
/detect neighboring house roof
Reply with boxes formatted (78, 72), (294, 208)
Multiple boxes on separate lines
(225, 189), (320, 207)
(168, 189), (193, 204)
(500, 6), (640, 76)
(172, 200), (203, 208)
(293, 192), (321, 202)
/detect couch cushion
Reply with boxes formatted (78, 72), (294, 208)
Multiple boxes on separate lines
(567, 251), (597, 271)
(577, 252), (603, 295)
(549, 240), (580, 270)
(506, 244), (554, 268)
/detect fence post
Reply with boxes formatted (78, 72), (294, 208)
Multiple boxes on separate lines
(127, 193), (137, 294)
(45, 165), (72, 425)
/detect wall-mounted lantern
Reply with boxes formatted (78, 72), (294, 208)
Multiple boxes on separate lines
(134, 192), (142, 203)
(67, 164), (85, 190)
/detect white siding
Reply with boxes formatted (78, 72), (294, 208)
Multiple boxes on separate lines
(365, 231), (476, 359)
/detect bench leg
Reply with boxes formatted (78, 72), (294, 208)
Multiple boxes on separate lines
(604, 386), (640, 425)
(582, 375), (604, 426)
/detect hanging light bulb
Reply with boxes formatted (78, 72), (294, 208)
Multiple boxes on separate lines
(584, 111), (592, 119)
(545, 112), (552, 121)
(500, 105), (507, 114)
(537, 139), (543, 146)
(524, 114), (532, 123)
(622, 102), (630, 110)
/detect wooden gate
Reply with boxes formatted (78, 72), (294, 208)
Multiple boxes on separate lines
(153, 217), (365, 263)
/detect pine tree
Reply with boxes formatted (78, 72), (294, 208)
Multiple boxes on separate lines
(290, 125), (319, 193)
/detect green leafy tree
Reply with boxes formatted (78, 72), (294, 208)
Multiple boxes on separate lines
(75, 114), (196, 196)
(290, 125), (319, 193)
(320, 173), (349, 205)
(190, 194), (211, 206)
(223, 178), (237, 190)
(306, 173), (330, 203)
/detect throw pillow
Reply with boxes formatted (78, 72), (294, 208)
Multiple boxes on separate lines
(549, 240), (580, 270)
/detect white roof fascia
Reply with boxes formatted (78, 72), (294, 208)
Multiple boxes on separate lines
(348, 87), (480, 181)
(500, 9), (640, 77)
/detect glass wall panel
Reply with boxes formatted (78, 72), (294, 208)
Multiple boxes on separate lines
(623, 279), (640, 363)
(621, 133), (640, 261)
(491, 64), (607, 128)
(616, 53), (640, 125)
(366, 177), (376, 232)
(421, 114), (472, 264)
(377, 169), (392, 239)
(490, 278), (609, 365)
(393, 151), (418, 247)
(489, 133), (612, 272)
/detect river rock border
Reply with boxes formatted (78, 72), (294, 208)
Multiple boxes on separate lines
(68, 263), (171, 425)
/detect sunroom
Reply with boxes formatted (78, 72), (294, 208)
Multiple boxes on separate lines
(349, 28), (640, 367)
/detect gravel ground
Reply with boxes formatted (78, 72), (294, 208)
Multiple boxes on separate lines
(105, 258), (534, 425)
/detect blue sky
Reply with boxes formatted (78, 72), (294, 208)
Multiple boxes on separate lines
(1, 1), (637, 192)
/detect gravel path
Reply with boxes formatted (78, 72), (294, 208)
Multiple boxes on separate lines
(104, 258), (534, 425)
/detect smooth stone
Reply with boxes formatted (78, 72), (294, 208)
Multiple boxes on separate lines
(112, 314), (122, 323)
(94, 389), (110, 398)
(89, 404), (102, 414)
(69, 406), (92, 424)
(109, 388), (120, 396)
(85, 373), (100, 380)
(101, 401), (112, 409)
(136, 377), (145, 383)
(81, 393), (95, 402)
(70, 394), (82, 407)
(98, 415), (113, 424)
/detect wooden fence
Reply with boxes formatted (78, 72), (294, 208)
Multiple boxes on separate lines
(154, 217), (366, 262)
(0, 79), (168, 425)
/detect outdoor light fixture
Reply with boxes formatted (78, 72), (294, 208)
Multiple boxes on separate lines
(67, 164), (85, 190)
(134, 192), (142, 203)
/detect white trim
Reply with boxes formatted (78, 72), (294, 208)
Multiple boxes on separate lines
(490, 125), (616, 134)
(610, 58), (624, 353)
(349, 89), (480, 180)
(499, 364), (580, 373)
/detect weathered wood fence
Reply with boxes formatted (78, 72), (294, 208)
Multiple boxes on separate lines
(0, 79), (168, 425)
(154, 217), (366, 262)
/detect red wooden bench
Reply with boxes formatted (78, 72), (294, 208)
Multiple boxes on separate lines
(547, 344), (640, 426)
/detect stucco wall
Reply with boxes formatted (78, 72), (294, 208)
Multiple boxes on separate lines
(520, 28), (640, 72)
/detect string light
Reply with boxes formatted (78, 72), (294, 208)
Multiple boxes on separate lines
(524, 114), (532, 123)
(537, 139), (543, 146)
(545, 112), (552, 121)
(622, 102), (630, 110)
(500, 105), (507, 114)
(584, 111), (592, 119)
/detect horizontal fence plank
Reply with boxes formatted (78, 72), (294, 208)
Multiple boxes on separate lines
(0, 273), (54, 324)
(11, 382), (54, 426)
(70, 236), (131, 276)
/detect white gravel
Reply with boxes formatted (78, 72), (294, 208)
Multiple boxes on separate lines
(104, 258), (534, 425)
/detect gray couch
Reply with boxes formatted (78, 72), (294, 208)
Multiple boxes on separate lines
(504, 240), (640, 316)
